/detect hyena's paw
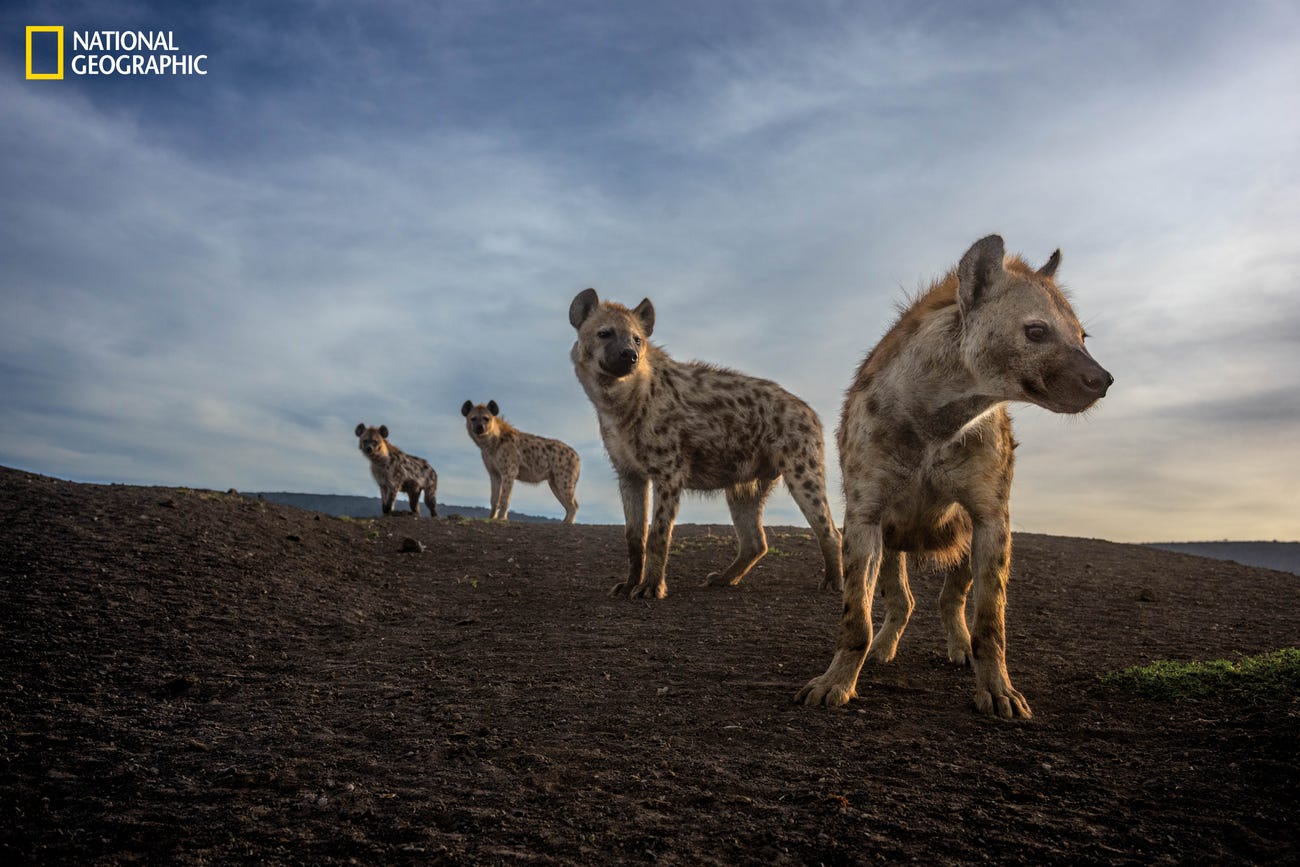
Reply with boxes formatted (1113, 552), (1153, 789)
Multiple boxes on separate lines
(702, 571), (740, 587)
(864, 642), (898, 665)
(946, 644), (973, 668)
(629, 581), (667, 600)
(819, 575), (844, 593)
(973, 684), (1033, 720)
(794, 674), (857, 708)
(608, 580), (633, 597)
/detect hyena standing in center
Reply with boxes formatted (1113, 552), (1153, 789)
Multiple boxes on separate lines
(569, 288), (843, 599)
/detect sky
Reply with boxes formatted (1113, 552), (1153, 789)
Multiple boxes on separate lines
(2, 0), (1297, 543)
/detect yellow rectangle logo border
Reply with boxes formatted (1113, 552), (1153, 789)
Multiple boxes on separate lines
(26, 26), (64, 80)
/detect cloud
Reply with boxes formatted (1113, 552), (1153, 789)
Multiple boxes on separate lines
(1, 1), (1298, 539)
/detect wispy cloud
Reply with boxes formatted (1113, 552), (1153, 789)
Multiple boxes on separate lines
(1, 1), (1297, 539)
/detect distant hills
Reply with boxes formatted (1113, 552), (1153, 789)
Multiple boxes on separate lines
(1145, 542), (1300, 576)
(246, 492), (1298, 575)
(247, 492), (560, 524)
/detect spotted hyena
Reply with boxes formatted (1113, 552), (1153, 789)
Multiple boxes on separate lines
(461, 400), (581, 523)
(354, 423), (438, 517)
(796, 235), (1112, 719)
(569, 288), (843, 600)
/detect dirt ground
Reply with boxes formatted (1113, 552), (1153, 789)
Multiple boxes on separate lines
(1, 465), (1297, 864)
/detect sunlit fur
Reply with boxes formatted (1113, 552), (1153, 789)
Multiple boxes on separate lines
(796, 235), (1112, 719)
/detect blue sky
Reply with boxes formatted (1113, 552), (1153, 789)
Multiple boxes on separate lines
(2, 0), (1297, 542)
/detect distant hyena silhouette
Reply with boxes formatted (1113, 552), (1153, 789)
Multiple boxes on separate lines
(461, 400), (581, 523)
(354, 423), (438, 517)
(796, 235), (1112, 719)
(569, 288), (843, 600)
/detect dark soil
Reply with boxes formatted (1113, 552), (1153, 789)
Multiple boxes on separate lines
(1, 466), (1297, 864)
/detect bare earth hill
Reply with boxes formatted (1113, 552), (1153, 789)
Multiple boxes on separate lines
(1, 466), (1297, 864)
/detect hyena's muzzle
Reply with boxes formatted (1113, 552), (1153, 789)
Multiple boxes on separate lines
(1033, 345), (1113, 413)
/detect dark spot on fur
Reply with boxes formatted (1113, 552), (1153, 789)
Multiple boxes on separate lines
(866, 397), (879, 415)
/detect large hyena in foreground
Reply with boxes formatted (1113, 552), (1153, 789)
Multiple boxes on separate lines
(796, 235), (1112, 719)
(569, 288), (843, 600)
(461, 400), (581, 523)
(354, 424), (438, 517)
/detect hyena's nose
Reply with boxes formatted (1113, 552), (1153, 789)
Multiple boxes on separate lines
(620, 347), (639, 364)
(1083, 366), (1114, 396)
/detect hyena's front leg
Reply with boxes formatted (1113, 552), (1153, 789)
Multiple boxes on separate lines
(631, 481), (682, 600)
(610, 473), (649, 597)
(968, 517), (1031, 719)
(380, 485), (397, 516)
(496, 470), (516, 522)
(488, 471), (502, 519)
(796, 516), (883, 707)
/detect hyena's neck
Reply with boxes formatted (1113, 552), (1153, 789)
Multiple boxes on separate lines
(580, 357), (655, 423)
(476, 427), (514, 453)
(886, 317), (1002, 441)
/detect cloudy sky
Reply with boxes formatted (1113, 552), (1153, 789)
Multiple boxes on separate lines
(2, 0), (1297, 542)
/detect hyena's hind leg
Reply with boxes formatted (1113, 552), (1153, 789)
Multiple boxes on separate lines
(865, 550), (912, 664)
(406, 487), (421, 514)
(937, 559), (974, 667)
(782, 462), (844, 591)
(547, 475), (578, 524)
(704, 477), (777, 587)
(424, 478), (438, 518)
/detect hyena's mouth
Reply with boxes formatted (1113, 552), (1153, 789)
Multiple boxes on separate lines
(1022, 376), (1097, 414)
(1020, 377), (1048, 402)
(600, 359), (637, 378)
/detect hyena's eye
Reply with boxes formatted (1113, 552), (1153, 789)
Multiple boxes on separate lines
(1024, 322), (1049, 342)
(632, 336), (642, 346)
(597, 328), (613, 339)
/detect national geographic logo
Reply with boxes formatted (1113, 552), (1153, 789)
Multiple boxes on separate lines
(25, 26), (208, 79)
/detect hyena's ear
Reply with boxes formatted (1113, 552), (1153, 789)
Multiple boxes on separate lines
(569, 288), (599, 329)
(461, 400), (473, 417)
(487, 400), (499, 416)
(355, 423), (366, 437)
(1038, 249), (1062, 279)
(379, 425), (389, 439)
(633, 298), (655, 336)
(957, 234), (1006, 318)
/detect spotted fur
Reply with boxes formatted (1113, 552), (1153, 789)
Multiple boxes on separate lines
(569, 288), (843, 600)
(461, 400), (580, 523)
(354, 423), (438, 517)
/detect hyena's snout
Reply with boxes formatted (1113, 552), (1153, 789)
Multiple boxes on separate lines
(602, 340), (640, 377)
(1073, 346), (1113, 400)
(1056, 347), (1114, 411)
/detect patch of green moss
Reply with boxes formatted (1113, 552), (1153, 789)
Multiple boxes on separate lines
(1101, 648), (1300, 702)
